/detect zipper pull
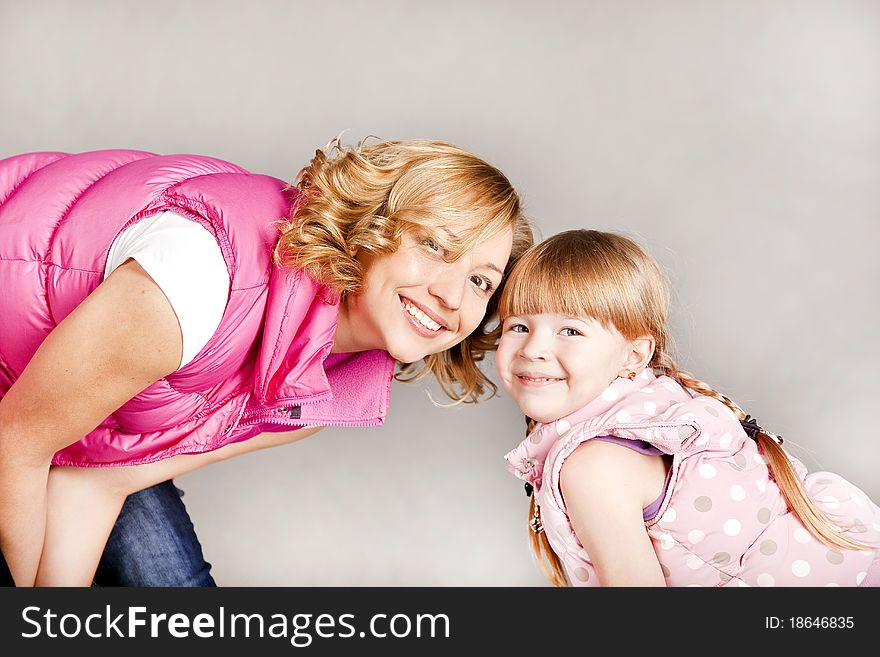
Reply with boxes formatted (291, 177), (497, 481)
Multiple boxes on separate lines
(276, 405), (301, 419)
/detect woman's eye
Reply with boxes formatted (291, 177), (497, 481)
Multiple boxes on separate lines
(422, 238), (441, 252)
(560, 328), (582, 337)
(470, 275), (494, 293)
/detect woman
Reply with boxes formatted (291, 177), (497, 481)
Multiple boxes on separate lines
(0, 138), (533, 586)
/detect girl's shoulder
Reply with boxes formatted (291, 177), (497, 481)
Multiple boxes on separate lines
(560, 438), (670, 511)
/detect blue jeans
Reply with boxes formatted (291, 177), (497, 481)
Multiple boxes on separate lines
(93, 479), (216, 587)
(1, 479), (214, 587)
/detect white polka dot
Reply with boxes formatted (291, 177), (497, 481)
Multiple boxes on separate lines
(719, 432), (732, 448)
(680, 413), (697, 422)
(695, 433), (709, 447)
(668, 402), (683, 411)
(602, 386), (620, 401)
(730, 485), (746, 501)
(661, 507), (677, 524)
(699, 464), (717, 479)
(816, 495), (840, 510)
(737, 580), (751, 587)
(856, 572), (867, 585)
(757, 574), (775, 587)
(794, 528), (812, 544)
(577, 548), (590, 561)
(756, 479), (768, 494)
(640, 370), (652, 380)
(659, 533), (674, 550)
(555, 419), (571, 436)
(723, 519), (742, 536)
(686, 555), (703, 570)
(825, 583), (840, 587)
(615, 409), (631, 423)
(687, 583), (703, 587)
(688, 529), (705, 544)
(642, 387), (654, 393)
(792, 560), (811, 577)
(754, 453), (768, 466)
(644, 401), (657, 415)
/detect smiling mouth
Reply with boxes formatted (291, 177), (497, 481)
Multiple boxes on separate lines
(515, 374), (564, 386)
(399, 296), (448, 336)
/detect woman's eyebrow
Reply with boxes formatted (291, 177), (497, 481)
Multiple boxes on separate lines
(438, 228), (504, 276)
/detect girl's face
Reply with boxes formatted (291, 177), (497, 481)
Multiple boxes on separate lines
(341, 227), (514, 363)
(496, 313), (635, 423)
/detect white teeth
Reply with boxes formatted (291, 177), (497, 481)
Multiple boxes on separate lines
(402, 299), (442, 331)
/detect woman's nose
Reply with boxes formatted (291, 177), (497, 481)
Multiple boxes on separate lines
(427, 266), (465, 312)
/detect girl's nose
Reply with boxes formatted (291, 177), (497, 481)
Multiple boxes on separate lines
(519, 333), (551, 360)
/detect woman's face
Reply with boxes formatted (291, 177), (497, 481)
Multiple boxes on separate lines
(340, 227), (514, 362)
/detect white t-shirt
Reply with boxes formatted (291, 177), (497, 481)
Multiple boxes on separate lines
(104, 211), (231, 369)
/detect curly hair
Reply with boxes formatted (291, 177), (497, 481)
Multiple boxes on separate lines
(274, 136), (533, 403)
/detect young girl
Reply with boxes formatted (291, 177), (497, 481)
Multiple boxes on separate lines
(497, 230), (880, 587)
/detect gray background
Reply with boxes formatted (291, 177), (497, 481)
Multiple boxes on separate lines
(2, 0), (877, 585)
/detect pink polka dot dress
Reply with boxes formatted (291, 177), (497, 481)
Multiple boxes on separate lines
(504, 369), (880, 587)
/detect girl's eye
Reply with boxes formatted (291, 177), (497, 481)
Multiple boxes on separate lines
(560, 328), (582, 337)
(470, 275), (494, 293)
(506, 323), (528, 333)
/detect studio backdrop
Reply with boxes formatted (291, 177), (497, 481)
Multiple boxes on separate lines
(1, 0), (877, 584)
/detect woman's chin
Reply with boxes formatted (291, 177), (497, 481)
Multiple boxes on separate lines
(386, 342), (431, 364)
(384, 329), (455, 363)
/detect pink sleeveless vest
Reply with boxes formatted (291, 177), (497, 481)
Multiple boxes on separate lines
(505, 369), (880, 586)
(0, 150), (395, 466)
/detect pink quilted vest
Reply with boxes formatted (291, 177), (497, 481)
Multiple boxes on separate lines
(505, 368), (880, 586)
(0, 150), (395, 467)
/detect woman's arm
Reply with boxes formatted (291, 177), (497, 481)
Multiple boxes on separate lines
(0, 259), (182, 585)
(559, 440), (667, 587)
(36, 425), (324, 586)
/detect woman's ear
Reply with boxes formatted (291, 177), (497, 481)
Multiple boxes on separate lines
(618, 335), (655, 377)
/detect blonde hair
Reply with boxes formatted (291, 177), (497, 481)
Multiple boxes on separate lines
(274, 137), (533, 403)
(499, 229), (872, 586)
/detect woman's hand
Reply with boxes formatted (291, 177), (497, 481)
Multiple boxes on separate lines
(0, 258), (182, 585)
(33, 424), (324, 586)
(36, 466), (130, 586)
(559, 440), (668, 587)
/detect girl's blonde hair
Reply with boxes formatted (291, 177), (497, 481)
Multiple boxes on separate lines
(498, 229), (871, 586)
(275, 137), (533, 403)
